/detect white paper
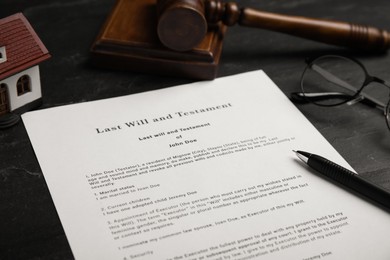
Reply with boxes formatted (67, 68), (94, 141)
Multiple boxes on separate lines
(22, 71), (390, 260)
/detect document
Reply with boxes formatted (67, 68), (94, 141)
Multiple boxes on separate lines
(22, 71), (390, 260)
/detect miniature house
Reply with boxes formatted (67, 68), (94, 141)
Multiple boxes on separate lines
(0, 13), (50, 127)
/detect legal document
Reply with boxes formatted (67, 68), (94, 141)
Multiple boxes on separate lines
(22, 71), (390, 259)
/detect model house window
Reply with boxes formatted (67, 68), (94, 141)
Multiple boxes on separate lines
(0, 83), (9, 115)
(0, 46), (6, 63)
(17, 75), (31, 96)
(0, 83), (7, 104)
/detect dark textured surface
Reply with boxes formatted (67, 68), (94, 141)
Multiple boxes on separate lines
(1, 0), (390, 259)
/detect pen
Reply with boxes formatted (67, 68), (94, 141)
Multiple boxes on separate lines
(294, 150), (390, 210)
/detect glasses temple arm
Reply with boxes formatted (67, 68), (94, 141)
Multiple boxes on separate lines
(311, 64), (358, 93)
(311, 64), (387, 110)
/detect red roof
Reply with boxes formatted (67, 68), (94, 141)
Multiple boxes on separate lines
(0, 13), (50, 81)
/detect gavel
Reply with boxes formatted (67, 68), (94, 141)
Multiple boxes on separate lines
(157, 0), (390, 52)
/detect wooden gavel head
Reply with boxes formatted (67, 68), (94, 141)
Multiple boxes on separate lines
(157, 0), (208, 52)
(157, 0), (390, 52)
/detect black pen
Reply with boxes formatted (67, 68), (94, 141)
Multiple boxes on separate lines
(294, 150), (390, 210)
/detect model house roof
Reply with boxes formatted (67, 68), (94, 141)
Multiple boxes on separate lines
(0, 13), (50, 81)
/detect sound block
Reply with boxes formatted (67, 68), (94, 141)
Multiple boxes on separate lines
(90, 0), (226, 79)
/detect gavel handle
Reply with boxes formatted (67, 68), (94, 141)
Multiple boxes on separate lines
(206, 1), (390, 52)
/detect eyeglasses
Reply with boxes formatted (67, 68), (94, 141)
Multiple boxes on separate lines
(291, 55), (390, 130)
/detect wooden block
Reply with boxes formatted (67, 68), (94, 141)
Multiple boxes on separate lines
(90, 0), (226, 79)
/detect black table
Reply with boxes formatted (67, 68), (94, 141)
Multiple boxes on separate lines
(1, 0), (390, 259)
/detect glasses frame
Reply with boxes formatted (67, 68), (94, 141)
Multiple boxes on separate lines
(297, 55), (390, 130)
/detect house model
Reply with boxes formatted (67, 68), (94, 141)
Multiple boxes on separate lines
(0, 13), (50, 128)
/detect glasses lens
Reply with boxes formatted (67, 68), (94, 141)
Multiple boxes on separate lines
(360, 81), (390, 109)
(301, 56), (366, 106)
